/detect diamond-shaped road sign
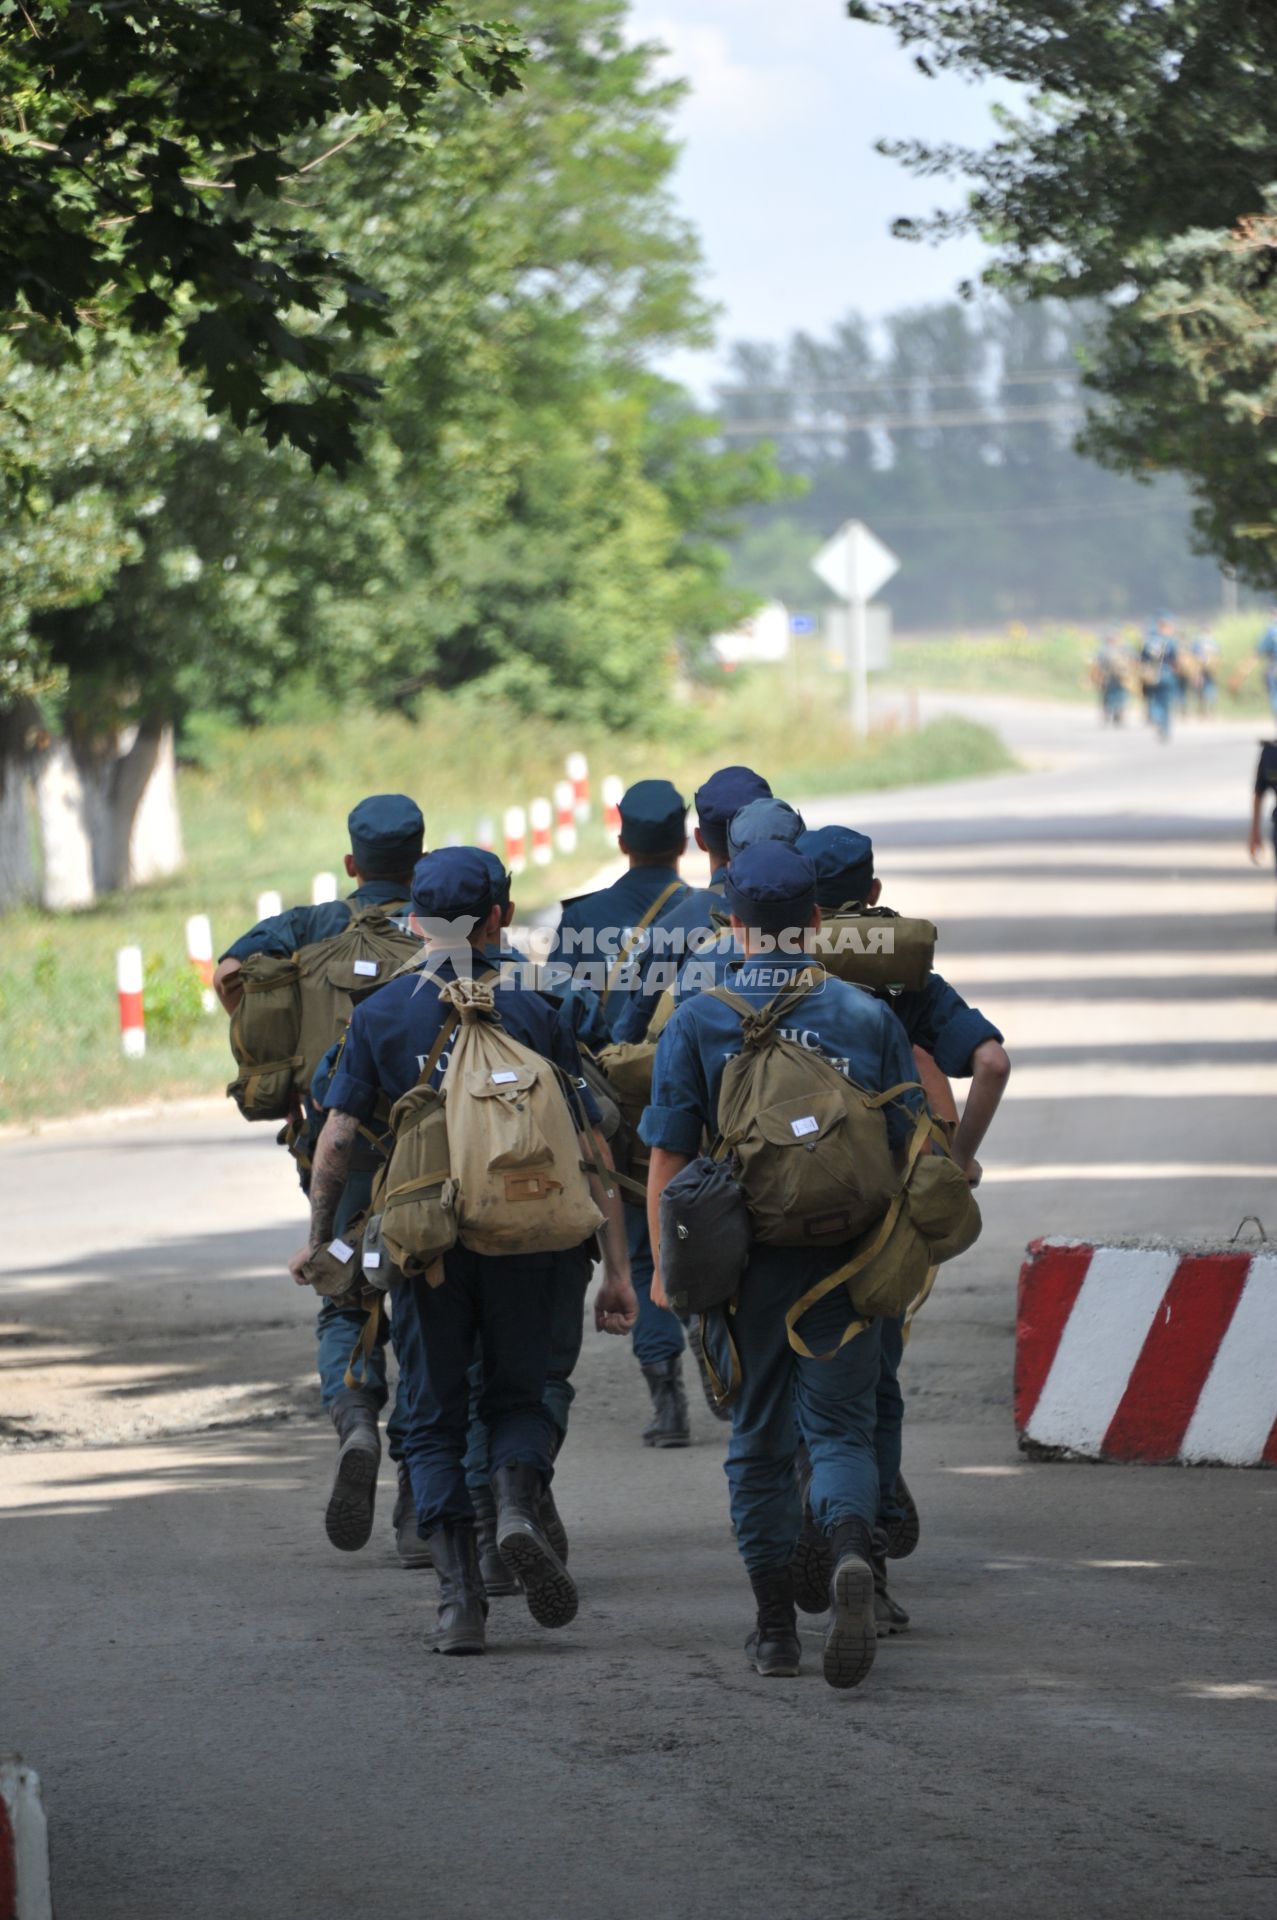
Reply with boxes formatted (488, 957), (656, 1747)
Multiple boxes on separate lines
(811, 520), (900, 604)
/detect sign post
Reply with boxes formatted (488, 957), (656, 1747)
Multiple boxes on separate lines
(811, 521), (900, 739)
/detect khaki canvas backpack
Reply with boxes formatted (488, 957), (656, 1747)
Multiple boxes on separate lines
(707, 969), (909, 1248)
(810, 904), (937, 995)
(228, 902), (418, 1120)
(370, 974), (604, 1273)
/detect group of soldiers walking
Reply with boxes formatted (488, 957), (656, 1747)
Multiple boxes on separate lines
(1092, 605), (1277, 740)
(215, 768), (1009, 1690)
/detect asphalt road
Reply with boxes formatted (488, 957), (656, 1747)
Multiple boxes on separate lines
(3, 695), (1275, 1920)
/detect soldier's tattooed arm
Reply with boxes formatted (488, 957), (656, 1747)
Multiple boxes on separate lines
(309, 1111), (359, 1244)
(287, 1111), (358, 1285)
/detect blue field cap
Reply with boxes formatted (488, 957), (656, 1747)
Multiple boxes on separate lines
(724, 842), (818, 932)
(727, 796), (806, 858)
(694, 765), (772, 836)
(410, 847), (496, 921)
(619, 778), (687, 854)
(348, 793), (425, 872)
(796, 825), (875, 908)
(473, 847), (512, 910)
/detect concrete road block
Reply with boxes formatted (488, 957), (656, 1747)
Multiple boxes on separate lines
(1016, 1238), (1277, 1465)
(0, 1758), (52, 1920)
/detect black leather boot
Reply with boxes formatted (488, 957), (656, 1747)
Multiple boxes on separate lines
(493, 1459), (579, 1629)
(426, 1523), (488, 1656)
(745, 1567), (802, 1678)
(390, 1462), (434, 1569)
(472, 1481), (520, 1597)
(882, 1472), (920, 1560)
(539, 1483), (569, 1564)
(640, 1357), (690, 1449)
(789, 1444), (834, 1615)
(822, 1516), (878, 1691)
(325, 1390), (380, 1552)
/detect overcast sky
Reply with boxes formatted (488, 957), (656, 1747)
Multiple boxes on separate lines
(624, 0), (1008, 393)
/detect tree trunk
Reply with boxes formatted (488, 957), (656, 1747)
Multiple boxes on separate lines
(31, 736), (96, 910)
(0, 707), (37, 912)
(29, 716), (184, 910)
(122, 722), (183, 887)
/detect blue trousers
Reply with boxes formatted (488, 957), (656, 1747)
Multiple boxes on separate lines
(397, 1246), (558, 1535)
(626, 1204), (685, 1367)
(464, 1241), (594, 1486)
(703, 1248), (883, 1577)
(316, 1297), (410, 1460)
(1146, 685), (1172, 739)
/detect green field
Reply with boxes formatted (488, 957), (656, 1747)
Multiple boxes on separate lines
(885, 613), (1277, 710)
(0, 678), (1013, 1126)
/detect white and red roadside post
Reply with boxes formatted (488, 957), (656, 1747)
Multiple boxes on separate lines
(256, 889), (282, 921)
(553, 780), (578, 856)
(602, 774), (624, 838)
(566, 751), (590, 824)
(503, 805), (528, 876)
(529, 797), (553, 867)
(116, 946), (145, 1058)
(0, 1757), (53, 1920)
(311, 872), (338, 904)
(184, 914), (217, 1014)
(477, 818), (495, 854)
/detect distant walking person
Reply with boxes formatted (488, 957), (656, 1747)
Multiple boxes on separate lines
(1193, 631), (1220, 716)
(1230, 605), (1277, 720)
(1091, 631), (1130, 727)
(1249, 738), (1277, 928)
(1140, 614), (1178, 741)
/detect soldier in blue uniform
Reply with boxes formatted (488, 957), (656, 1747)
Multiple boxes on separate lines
(294, 848), (637, 1656)
(791, 823), (1009, 1628)
(546, 780), (697, 1445)
(641, 842), (924, 1688)
(1139, 614), (1179, 741)
(214, 794), (425, 1563)
(1250, 739), (1277, 924)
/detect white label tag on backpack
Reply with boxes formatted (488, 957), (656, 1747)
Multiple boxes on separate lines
(790, 1115), (820, 1138)
(362, 1250), (382, 1270)
(491, 1070), (519, 1085)
(353, 960), (379, 977)
(328, 1238), (354, 1263)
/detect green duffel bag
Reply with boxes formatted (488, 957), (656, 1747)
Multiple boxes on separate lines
(369, 1015), (460, 1279)
(784, 1112), (982, 1359)
(810, 904), (937, 995)
(227, 954), (303, 1120)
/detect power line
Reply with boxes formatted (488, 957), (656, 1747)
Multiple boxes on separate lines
(715, 403), (1085, 437)
(713, 369), (1083, 400)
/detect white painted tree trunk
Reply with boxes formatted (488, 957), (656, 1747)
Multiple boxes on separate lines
(126, 723), (183, 885)
(26, 718), (184, 911)
(31, 738), (96, 910)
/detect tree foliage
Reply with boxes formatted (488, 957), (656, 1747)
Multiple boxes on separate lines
(1, 0), (525, 470)
(847, 0), (1277, 588)
(0, 0), (782, 748)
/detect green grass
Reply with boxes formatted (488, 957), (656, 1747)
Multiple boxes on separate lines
(884, 613), (1277, 711)
(0, 676), (1013, 1126)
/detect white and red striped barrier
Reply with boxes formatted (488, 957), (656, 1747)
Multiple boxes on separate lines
(503, 804), (527, 876)
(116, 946), (145, 1058)
(529, 796), (553, 867)
(184, 914), (216, 1014)
(566, 751), (590, 823)
(1016, 1238), (1277, 1466)
(602, 773), (624, 837)
(1, 1757), (52, 1920)
(553, 780), (577, 856)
